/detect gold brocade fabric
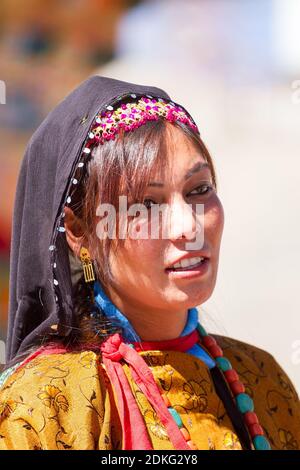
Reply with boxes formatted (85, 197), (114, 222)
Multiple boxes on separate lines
(0, 335), (299, 450)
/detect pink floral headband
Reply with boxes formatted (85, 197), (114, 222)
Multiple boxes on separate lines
(82, 95), (199, 151)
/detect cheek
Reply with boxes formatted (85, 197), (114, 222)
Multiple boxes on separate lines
(205, 197), (225, 242)
(121, 238), (163, 273)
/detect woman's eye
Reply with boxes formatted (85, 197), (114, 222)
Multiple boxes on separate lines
(143, 185), (214, 208)
(143, 198), (157, 209)
(188, 184), (213, 196)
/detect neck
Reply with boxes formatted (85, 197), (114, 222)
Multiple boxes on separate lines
(125, 307), (188, 342)
(106, 287), (188, 342)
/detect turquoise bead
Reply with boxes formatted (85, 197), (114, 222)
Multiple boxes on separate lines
(236, 393), (254, 414)
(216, 357), (232, 371)
(253, 435), (272, 450)
(197, 323), (208, 337)
(168, 408), (183, 427)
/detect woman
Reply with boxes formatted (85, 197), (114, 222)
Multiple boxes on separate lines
(0, 76), (299, 450)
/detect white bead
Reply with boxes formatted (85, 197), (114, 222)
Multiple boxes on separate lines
(78, 162), (84, 168)
(49, 245), (55, 251)
(89, 132), (94, 139)
(53, 263), (57, 268)
(83, 148), (91, 154)
(95, 117), (101, 124)
(131, 94), (136, 98)
(106, 105), (113, 110)
(67, 196), (71, 203)
(58, 226), (65, 232)
(54, 279), (58, 286)
(73, 178), (78, 184)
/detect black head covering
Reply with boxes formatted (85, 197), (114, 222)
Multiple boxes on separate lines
(6, 75), (182, 362)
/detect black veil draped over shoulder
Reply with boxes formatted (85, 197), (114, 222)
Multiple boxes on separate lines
(6, 75), (172, 363)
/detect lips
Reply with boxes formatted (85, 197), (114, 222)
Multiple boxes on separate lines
(165, 257), (210, 279)
(166, 258), (205, 271)
(165, 252), (210, 271)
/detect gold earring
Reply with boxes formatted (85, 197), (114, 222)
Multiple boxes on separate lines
(79, 246), (95, 282)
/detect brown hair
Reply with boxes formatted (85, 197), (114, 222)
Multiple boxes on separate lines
(71, 118), (217, 288)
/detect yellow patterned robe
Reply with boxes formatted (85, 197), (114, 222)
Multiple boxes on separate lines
(0, 334), (299, 450)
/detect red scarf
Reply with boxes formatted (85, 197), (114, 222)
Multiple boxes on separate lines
(100, 329), (199, 450)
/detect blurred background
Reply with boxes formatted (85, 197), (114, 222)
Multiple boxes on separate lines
(0, 0), (299, 391)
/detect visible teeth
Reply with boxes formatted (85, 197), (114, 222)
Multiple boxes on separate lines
(171, 256), (204, 269)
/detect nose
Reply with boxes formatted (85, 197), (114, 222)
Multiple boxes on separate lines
(164, 196), (203, 243)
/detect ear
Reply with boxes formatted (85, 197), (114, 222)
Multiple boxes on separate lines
(64, 206), (86, 258)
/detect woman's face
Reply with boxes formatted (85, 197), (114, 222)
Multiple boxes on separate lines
(106, 125), (225, 314)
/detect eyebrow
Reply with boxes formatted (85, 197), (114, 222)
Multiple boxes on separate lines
(148, 162), (210, 187)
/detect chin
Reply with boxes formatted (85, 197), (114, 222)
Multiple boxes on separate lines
(167, 287), (212, 310)
(188, 292), (212, 308)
